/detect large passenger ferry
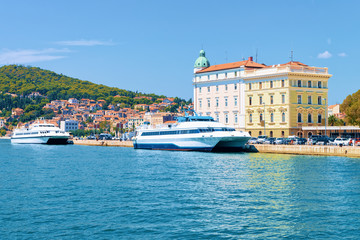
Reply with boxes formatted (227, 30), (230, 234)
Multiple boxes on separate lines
(133, 114), (251, 152)
(11, 122), (70, 144)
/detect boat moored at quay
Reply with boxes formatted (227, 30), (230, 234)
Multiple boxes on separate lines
(133, 115), (251, 152)
(11, 122), (70, 144)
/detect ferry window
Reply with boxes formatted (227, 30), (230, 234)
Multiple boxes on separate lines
(281, 80), (285, 87)
(282, 112), (286, 122)
(270, 96), (274, 104)
(249, 96), (252, 106)
(318, 96), (322, 105)
(234, 96), (238, 106)
(297, 95), (302, 104)
(308, 96), (312, 105)
(318, 114), (322, 123)
(318, 81), (322, 88)
(298, 80), (302, 87)
(308, 81), (312, 88)
(298, 113), (302, 123)
(282, 94), (285, 104)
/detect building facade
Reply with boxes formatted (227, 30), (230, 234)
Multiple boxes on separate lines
(193, 50), (332, 138)
(60, 120), (79, 132)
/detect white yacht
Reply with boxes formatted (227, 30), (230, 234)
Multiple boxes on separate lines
(133, 115), (251, 152)
(11, 122), (70, 144)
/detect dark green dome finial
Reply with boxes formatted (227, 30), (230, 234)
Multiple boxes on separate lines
(194, 50), (210, 68)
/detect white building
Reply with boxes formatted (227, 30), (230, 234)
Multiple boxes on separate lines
(60, 120), (79, 132)
(193, 50), (265, 130)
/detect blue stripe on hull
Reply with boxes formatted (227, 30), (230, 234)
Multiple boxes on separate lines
(134, 143), (213, 152)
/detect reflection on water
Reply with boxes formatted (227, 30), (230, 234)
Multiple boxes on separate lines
(1, 140), (360, 239)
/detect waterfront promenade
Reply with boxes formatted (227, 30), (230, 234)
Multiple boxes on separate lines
(72, 140), (360, 158)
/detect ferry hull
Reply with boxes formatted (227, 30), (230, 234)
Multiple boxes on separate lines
(11, 136), (69, 145)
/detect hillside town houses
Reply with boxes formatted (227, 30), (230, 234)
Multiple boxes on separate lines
(1, 95), (192, 136)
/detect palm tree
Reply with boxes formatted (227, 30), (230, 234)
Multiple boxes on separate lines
(328, 115), (337, 126)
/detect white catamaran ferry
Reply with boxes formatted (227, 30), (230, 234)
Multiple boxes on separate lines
(11, 122), (70, 144)
(133, 115), (251, 152)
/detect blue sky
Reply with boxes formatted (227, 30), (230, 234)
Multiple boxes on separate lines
(0, 0), (359, 104)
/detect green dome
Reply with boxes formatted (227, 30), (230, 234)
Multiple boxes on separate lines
(194, 50), (210, 68)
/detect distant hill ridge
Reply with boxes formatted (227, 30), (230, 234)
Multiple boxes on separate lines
(0, 65), (166, 102)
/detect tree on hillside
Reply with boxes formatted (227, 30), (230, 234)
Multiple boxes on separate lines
(341, 89), (360, 126)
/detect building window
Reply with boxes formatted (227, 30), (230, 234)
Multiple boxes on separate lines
(318, 96), (322, 105)
(282, 94), (285, 104)
(298, 95), (302, 104)
(249, 83), (252, 90)
(249, 114), (252, 123)
(208, 87), (210, 92)
(234, 96), (238, 106)
(259, 96), (263, 105)
(308, 96), (312, 105)
(235, 71), (238, 77)
(216, 85), (219, 92)
(199, 99), (202, 108)
(282, 112), (285, 122)
(318, 81), (322, 88)
(249, 96), (252, 106)
(225, 97), (228, 107)
(270, 113), (274, 122)
(308, 81), (312, 88)
(207, 98), (210, 108)
(225, 73), (227, 78)
(259, 131), (262, 136)
(270, 95), (274, 104)
(259, 82), (262, 89)
(225, 114), (228, 124)
(298, 113), (302, 123)
(298, 80), (302, 87)
(318, 114), (322, 123)
(281, 131), (285, 137)
(260, 113), (263, 122)
(270, 81), (273, 88)
(216, 98), (219, 107)
(281, 80), (285, 87)
(308, 113), (312, 123)
(225, 84), (228, 91)
(199, 87), (201, 93)
(235, 114), (238, 123)
(216, 74), (218, 79)
(216, 114), (219, 122)
(270, 131), (273, 138)
(234, 83), (237, 90)
(249, 131), (252, 136)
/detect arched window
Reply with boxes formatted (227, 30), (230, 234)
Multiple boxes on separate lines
(249, 114), (253, 123)
(249, 131), (252, 136)
(298, 113), (302, 123)
(270, 113), (274, 122)
(259, 131), (262, 136)
(282, 112), (286, 122)
(270, 131), (273, 137)
(281, 131), (285, 137)
(260, 113), (263, 122)
(308, 113), (312, 123)
(318, 114), (322, 123)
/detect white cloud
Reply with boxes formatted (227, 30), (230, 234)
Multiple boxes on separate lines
(55, 39), (115, 46)
(0, 48), (70, 64)
(317, 51), (332, 59)
(338, 52), (347, 57)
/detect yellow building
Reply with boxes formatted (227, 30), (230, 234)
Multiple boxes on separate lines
(244, 61), (332, 138)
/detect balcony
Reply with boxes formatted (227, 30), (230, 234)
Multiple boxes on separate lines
(244, 65), (329, 78)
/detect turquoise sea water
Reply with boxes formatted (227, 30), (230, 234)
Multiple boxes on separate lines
(1, 139), (360, 239)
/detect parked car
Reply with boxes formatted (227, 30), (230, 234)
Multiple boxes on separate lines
(309, 135), (329, 145)
(264, 137), (276, 144)
(256, 135), (268, 144)
(295, 138), (307, 145)
(248, 137), (258, 144)
(87, 135), (96, 140)
(99, 133), (113, 140)
(353, 138), (360, 146)
(275, 138), (286, 145)
(333, 138), (351, 146)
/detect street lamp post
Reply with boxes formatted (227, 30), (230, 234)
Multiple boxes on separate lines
(323, 98), (327, 136)
(263, 102), (266, 136)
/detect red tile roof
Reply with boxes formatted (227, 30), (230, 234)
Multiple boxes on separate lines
(196, 57), (266, 73)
